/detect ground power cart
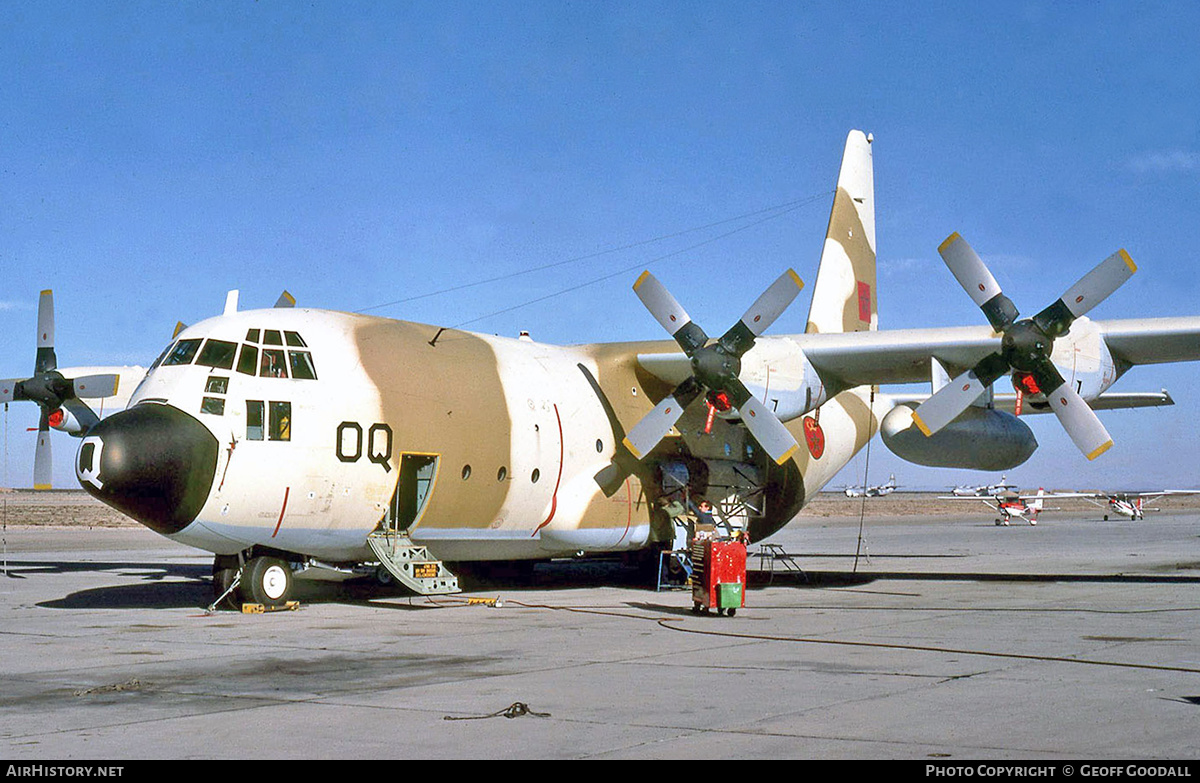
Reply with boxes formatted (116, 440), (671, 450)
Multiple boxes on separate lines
(690, 538), (746, 616)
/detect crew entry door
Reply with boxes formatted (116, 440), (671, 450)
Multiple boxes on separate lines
(383, 454), (439, 534)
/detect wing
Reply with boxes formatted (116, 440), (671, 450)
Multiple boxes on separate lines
(637, 317), (1198, 410)
(937, 496), (1000, 510)
(1100, 317), (1200, 367)
(798, 325), (1000, 386)
(891, 390), (1174, 414)
(796, 316), (1200, 389)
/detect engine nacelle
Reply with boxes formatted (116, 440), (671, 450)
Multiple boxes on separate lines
(49, 406), (88, 436)
(882, 403), (1037, 470)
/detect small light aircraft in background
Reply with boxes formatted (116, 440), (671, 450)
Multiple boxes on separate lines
(1034, 489), (1200, 520)
(941, 488), (1047, 525)
(843, 474), (898, 497)
(950, 475), (1018, 497)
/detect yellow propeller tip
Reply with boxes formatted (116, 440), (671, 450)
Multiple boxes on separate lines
(938, 233), (962, 253)
(1086, 440), (1114, 461)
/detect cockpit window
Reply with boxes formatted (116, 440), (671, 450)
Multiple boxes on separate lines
(263, 330), (284, 346)
(196, 339), (238, 370)
(284, 331), (307, 347)
(245, 328), (260, 343)
(236, 344), (258, 376)
(163, 339), (202, 366)
(260, 349), (288, 378)
(288, 351), (317, 380)
(149, 342), (174, 371)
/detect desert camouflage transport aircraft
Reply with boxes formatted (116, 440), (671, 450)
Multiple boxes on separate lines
(5, 130), (1200, 607)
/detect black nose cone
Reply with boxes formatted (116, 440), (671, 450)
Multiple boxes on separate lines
(77, 404), (219, 535)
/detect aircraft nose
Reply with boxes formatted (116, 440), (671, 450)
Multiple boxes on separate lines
(76, 404), (219, 535)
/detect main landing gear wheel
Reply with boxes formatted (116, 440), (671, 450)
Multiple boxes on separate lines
(244, 556), (293, 607)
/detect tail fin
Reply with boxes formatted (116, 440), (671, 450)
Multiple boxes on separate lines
(805, 130), (877, 334)
(1031, 488), (1045, 513)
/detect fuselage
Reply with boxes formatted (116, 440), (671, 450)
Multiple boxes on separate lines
(76, 307), (879, 565)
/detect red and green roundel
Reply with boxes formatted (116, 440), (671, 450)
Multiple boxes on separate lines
(803, 416), (825, 459)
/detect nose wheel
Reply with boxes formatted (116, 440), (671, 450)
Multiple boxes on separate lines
(211, 554), (295, 610)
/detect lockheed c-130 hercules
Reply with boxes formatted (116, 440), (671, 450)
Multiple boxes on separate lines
(5, 130), (1200, 608)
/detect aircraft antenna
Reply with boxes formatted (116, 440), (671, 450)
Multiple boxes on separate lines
(442, 196), (829, 336)
(359, 193), (828, 317)
(853, 389), (876, 573)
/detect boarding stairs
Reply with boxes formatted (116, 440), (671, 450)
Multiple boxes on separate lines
(367, 530), (461, 595)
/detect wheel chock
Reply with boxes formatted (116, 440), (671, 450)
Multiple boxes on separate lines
(241, 602), (300, 614)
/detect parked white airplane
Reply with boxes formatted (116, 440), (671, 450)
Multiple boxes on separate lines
(6, 130), (1200, 608)
(1037, 489), (1200, 520)
(844, 474), (898, 497)
(950, 475), (1019, 497)
(940, 488), (1047, 526)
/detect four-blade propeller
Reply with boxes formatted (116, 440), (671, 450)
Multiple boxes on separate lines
(623, 269), (805, 465)
(912, 233), (1135, 460)
(0, 291), (119, 488)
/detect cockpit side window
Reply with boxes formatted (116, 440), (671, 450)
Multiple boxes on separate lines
(284, 331), (307, 347)
(264, 330), (284, 346)
(163, 339), (202, 366)
(245, 328), (260, 343)
(288, 351), (317, 380)
(196, 339), (238, 370)
(149, 342), (175, 371)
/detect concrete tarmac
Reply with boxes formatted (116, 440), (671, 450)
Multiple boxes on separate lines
(2, 507), (1200, 760)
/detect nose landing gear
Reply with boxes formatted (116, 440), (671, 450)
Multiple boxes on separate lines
(210, 553), (296, 611)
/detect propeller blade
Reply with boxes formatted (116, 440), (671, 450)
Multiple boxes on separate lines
(1, 378), (21, 403)
(911, 352), (1010, 437)
(35, 289), (56, 374)
(621, 378), (702, 459)
(1044, 379), (1114, 460)
(1061, 249), (1137, 319)
(723, 378), (801, 465)
(275, 290), (296, 308)
(71, 374), (120, 399)
(911, 370), (990, 437)
(33, 410), (52, 490)
(736, 394), (801, 465)
(717, 268), (805, 357)
(938, 233), (1019, 331)
(736, 268), (804, 339)
(1034, 249), (1137, 337)
(632, 271), (708, 355)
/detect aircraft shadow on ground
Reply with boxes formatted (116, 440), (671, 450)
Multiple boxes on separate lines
(752, 570), (1200, 589)
(13, 558), (1200, 612)
(5, 559), (212, 610)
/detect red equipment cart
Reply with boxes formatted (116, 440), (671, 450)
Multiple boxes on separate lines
(690, 538), (746, 616)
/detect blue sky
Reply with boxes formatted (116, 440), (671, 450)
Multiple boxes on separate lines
(2, 2), (1199, 492)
